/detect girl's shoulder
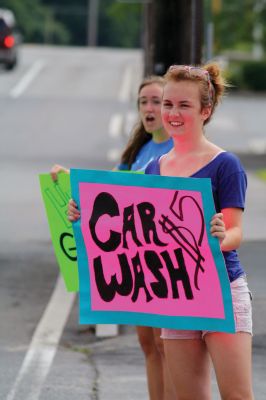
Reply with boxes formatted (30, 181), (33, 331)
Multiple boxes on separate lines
(145, 157), (161, 175)
(215, 151), (246, 174)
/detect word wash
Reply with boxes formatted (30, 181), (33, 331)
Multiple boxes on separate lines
(87, 190), (205, 303)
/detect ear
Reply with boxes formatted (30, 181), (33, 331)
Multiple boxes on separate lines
(201, 106), (212, 122)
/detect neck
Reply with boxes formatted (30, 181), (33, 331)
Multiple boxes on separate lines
(151, 128), (170, 143)
(172, 131), (207, 154)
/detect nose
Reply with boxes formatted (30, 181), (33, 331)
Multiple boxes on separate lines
(144, 100), (154, 112)
(169, 105), (180, 116)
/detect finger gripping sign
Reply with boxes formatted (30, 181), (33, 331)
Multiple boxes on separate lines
(71, 169), (235, 332)
(39, 173), (79, 292)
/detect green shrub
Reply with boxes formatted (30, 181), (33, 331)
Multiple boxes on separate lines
(242, 61), (266, 91)
(225, 60), (266, 92)
(256, 169), (266, 182)
(224, 62), (244, 91)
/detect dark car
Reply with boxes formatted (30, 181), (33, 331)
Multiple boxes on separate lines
(0, 8), (20, 70)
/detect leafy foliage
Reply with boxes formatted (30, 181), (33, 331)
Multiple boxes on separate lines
(210, 0), (266, 54)
(104, 1), (142, 48)
(0, 0), (142, 47)
(225, 59), (266, 91)
(0, 0), (70, 44)
(1, 0), (265, 54)
(40, 0), (88, 45)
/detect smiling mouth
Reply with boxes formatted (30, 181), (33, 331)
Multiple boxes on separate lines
(170, 121), (183, 127)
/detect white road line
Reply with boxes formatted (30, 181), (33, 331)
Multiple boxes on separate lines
(118, 65), (132, 103)
(208, 116), (238, 132)
(10, 59), (46, 99)
(248, 138), (266, 154)
(124, 110), (137, 137)
(6, 275), (75, 400)
(106, 148), (122, 163)
(106, 64), (134, 163)
(108, 113), (124, 138)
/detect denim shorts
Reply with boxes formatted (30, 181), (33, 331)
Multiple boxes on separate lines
(161, 276), (253, 340)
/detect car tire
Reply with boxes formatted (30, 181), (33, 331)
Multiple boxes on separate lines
(5, 57), (17, 70)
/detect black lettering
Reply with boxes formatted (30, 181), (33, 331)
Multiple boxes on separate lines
(131, 252), (153, 303)
(93, 253), (133, 302)
(89, 192), (121, 252)
(144, 250), (168, 298)
(137, 202), (167, 247)
(59, 232), (77, 261)
(123, 204), (142, 249)
(161, 248), (193, 299)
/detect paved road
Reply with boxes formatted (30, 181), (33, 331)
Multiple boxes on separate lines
(1, 44), (266, 399)
(0, 44), (142, 400)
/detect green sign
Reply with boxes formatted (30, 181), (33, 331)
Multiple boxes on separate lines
(39, 173), (78, 292)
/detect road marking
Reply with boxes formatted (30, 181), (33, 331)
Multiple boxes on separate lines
(118, 65), (132, 103)
(10, 59), (46, 98)
(106, 148), (121, 163)
(106, 65), (135, 164)
(248, 138), (266, 154)
(208, 115), (238, 132)
(124, 110), (137, 137)
(6, 275), (75, 400)
(109, 113), (124, 138)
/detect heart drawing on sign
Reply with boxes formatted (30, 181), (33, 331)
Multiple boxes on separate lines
(159, 191), (206, 290)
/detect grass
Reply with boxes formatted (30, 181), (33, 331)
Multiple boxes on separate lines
(256, 169), (266, 182)
(62, 341), (91, 357)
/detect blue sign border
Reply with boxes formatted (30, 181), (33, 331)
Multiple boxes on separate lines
(71, 169), (235, 333)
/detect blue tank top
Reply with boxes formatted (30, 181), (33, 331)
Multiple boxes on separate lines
(145, 151), (247, 282)
(117, 138), (173, 172)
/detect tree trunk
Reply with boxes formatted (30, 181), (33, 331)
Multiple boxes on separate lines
(144, 0), (203, 75)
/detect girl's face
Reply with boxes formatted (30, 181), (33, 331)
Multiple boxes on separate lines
(138, 83), (163, 133)
(161, 80), (210, 138)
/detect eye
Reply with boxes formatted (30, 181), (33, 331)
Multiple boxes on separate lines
(162, 101), (172, 108)
(139, 100), (147, 105)
(180, 103), (190, 108)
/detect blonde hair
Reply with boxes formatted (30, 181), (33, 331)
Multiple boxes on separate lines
(164, 62), (228, 125)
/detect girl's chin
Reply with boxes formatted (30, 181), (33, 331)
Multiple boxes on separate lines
(169, 130), (183, 137)
(145, 124), (160, 132)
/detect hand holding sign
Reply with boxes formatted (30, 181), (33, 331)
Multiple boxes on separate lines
(68, 198), (80, 222)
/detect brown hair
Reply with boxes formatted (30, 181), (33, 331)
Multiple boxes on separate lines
(164, 62), (228, 125)
(120, 75), (164, 169)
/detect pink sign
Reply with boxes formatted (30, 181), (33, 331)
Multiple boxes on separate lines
(80, 183), (224, 318)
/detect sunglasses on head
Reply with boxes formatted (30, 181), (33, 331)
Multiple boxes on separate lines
(168, 65), (210, 82)
(168, 65), (213, 103)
